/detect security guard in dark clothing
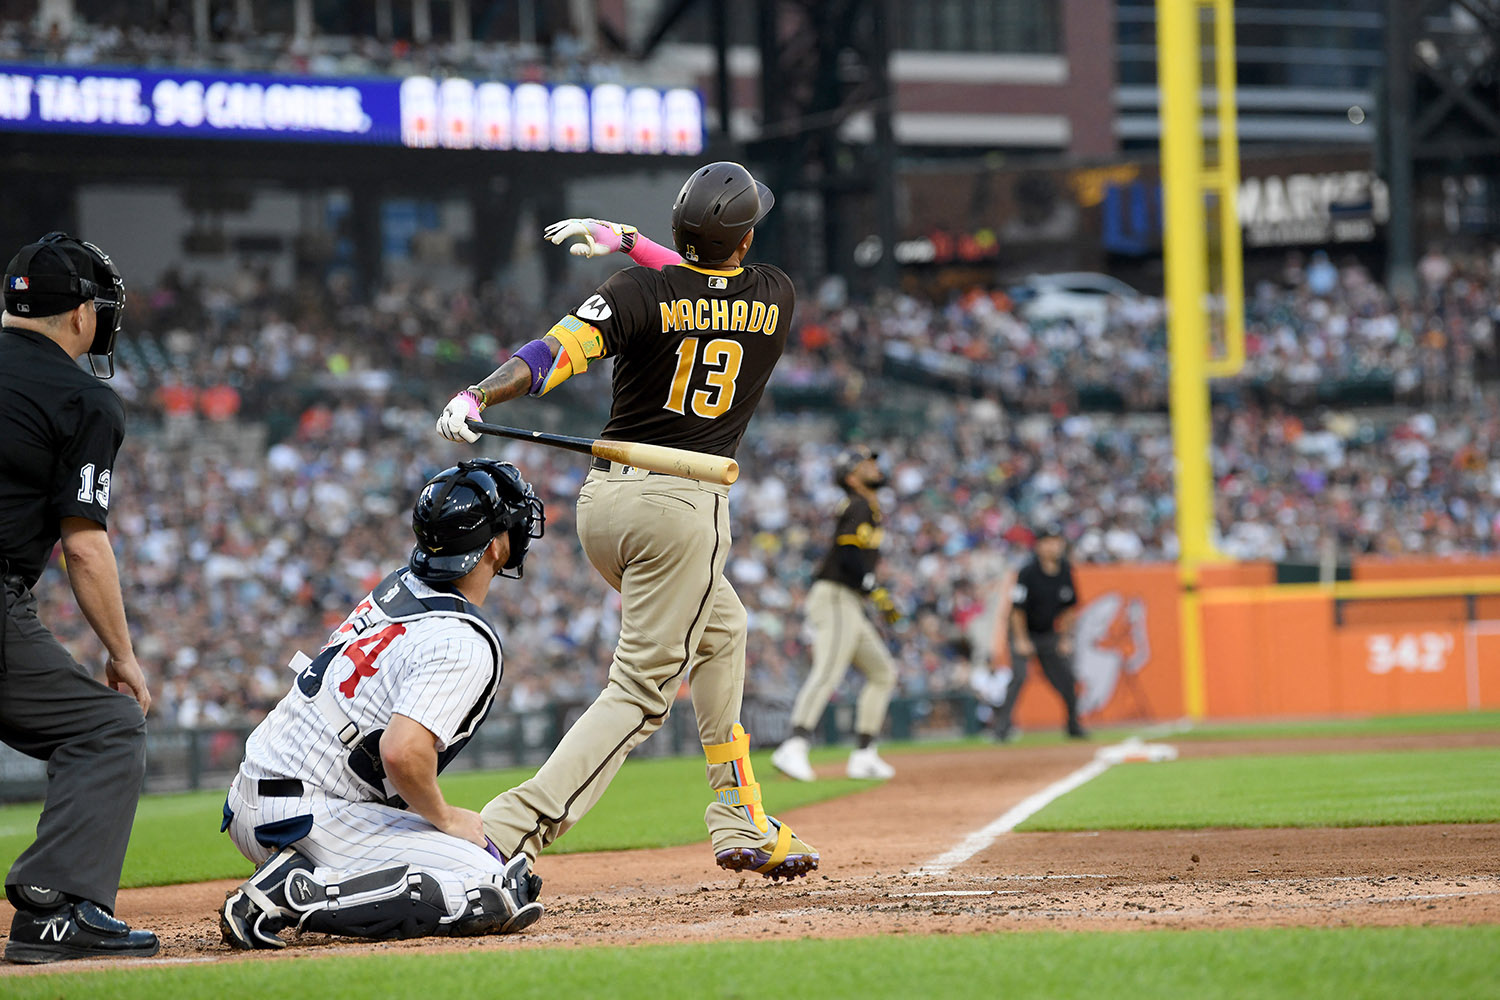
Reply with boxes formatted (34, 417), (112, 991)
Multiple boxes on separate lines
(996, 524), (1086, 741)
(0, 232), (158, 963)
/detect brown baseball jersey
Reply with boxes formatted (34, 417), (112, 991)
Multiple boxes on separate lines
(814, 493), (883, 593)
(568, 262), (795, 458)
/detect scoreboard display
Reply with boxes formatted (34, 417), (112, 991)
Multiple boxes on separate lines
(0, 64), (704, 155)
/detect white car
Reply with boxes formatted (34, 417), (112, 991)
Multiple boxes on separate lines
(1011, 272), (1146, 326)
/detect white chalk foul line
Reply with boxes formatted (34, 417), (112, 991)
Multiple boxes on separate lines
(915, 738), (1178, 877)
(916, 756), (1113, 876)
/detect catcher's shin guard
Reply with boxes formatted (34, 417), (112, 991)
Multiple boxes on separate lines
(705, 724), (820, 881)
(444, 855), (545, 937)
(221, 847), (314, 950)
(284, 865), (448, 941)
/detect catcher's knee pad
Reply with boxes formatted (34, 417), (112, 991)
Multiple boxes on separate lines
(704, 722), (768, 834)
(285, 865), (448, 941)
(445, 855), (545, 937)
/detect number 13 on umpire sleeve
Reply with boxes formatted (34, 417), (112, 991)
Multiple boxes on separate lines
(665, 337), (744, 418)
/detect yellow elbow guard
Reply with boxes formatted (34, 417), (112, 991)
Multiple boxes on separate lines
(534, 315), (606, 396)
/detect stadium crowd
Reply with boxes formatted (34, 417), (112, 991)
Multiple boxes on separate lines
(17, 247), (1500, 729)
(2, 6), (618, 85)
(787, 247), (1500, 411)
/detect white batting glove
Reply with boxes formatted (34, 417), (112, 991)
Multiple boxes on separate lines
(436, 391), (482, 444)
(543, 218), (637, 258)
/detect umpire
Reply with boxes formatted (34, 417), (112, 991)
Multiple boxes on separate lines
(0, 233), (158, 963)
(994, 524), (1086, 741)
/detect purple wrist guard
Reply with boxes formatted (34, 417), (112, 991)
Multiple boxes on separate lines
(515, 339), (554, 396)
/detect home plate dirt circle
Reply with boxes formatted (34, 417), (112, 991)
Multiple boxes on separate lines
(3, 732), (1498, 974)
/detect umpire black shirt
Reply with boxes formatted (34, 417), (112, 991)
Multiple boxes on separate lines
(1011, 557), (1078, 634)
(0, 327), (124, 588)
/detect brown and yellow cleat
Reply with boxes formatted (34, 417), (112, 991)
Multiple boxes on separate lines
(715, 819), (819, 882)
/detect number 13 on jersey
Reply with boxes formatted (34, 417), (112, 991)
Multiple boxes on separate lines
(665, 337), (744, 418)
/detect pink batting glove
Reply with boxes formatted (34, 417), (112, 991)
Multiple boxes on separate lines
(436, 390), (482, 443)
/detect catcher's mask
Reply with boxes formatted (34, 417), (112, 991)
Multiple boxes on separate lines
(833, 444), (884, 491)
(670, 160), (774, 266)
(4, 231), (125, 378)
(409, 459), (546, 583)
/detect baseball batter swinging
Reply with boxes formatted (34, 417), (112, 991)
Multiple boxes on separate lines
(217, 460), (546, 948)
(436, 161), (817, 883)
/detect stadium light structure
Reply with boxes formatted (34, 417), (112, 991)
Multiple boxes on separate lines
(1157, 0), (1245, 720)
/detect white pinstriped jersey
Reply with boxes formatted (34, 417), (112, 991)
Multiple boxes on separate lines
(243, 569), (503, 803)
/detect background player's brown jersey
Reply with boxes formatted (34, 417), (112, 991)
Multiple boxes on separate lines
(814, 493), (882, 592)
(569, 261), (794, 458)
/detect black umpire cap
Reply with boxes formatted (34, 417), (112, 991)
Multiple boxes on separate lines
(1033, 522), (1065, 543)
(4, 231), (126, 378)
(671, 161), (774, 266)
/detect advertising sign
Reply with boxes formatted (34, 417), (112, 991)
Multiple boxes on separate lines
(0, 64), (703, 154)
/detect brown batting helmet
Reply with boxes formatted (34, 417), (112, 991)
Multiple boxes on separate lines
(670, 161), (774, 266)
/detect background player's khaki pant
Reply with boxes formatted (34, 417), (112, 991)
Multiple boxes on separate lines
(482, 464), (765, 861)
(789, 579), (896, 738)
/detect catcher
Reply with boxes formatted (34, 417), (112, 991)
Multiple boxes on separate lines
(217, 460), (546, 949)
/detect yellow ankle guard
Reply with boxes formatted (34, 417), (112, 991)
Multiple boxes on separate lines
(704, 723), (768, 833)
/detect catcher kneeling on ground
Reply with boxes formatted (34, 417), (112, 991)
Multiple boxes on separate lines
(218, 459), (546, 949)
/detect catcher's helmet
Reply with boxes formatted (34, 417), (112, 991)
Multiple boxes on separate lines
(833, 444), (878, 489)
(670, 161), (774, 266)
(4, 231), (125, 378)
(409, 459), (545, 583)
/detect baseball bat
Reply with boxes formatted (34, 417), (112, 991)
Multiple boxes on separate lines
(466, 419), (739, 485)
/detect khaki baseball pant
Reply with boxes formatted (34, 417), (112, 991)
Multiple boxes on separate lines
(482, 464), (768, 861)
(789, 579), (896, 738)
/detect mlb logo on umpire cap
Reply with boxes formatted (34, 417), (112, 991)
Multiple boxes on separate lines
(10, 276), (28, 290)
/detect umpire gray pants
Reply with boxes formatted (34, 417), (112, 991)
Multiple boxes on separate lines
(997, 631), (1080, 733)
(0, 579), (146, 911)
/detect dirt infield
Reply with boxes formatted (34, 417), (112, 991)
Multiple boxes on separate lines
(3, 730), (1498, 973)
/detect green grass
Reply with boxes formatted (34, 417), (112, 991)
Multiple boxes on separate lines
(1153, 709), (1500, 742)
(1020, 747), (1500, 831)
(4, 927), (1498, 1000)
(0, 752), (872, 888)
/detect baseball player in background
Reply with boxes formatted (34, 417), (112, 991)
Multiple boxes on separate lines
(771, 445), (900, 782)
(217, 460), (546, 949)
(437, 161), (818, 884)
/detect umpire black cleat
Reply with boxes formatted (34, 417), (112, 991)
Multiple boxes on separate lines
(5, 896), (159, 964)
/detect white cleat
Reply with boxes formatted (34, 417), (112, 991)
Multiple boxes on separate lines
(846, 746), (895, 780)
(771, 736), (816, 782)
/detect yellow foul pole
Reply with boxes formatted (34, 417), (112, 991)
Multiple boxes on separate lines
(1157, 0), (1218, 719)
